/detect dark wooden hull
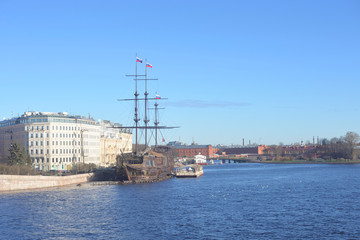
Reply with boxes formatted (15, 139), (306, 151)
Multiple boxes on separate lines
(116, 146), (175, 183)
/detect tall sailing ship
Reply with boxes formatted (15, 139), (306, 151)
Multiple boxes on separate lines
(115, 56), (178, 183)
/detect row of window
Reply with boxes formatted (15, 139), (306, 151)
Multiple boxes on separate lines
(30, 133), (46, 138)
(1, 117), (102, 129)
(51, 125), (82, 131)
(27, 118), (96, 125)
(30, 133), (83, 139)
(30, 140), (82, 146)
(27, 125), (95, 132)
(29, 133), (100, 139)
(29, 118), (47, 123)
(30, 148), (83, 155)
(27, 126), (48, 131)
(32, 157), (82, 164)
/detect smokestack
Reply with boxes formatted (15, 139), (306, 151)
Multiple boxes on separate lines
(242, 138), (244, 146)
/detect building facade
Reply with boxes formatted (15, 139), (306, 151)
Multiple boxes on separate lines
(0, 112), (132, 171)
(100, 120), (132, 166)
(170, 144), (218, 158)
(218, 145), (268, 155)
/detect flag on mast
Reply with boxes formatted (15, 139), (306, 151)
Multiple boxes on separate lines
(156, 94), (161, 99)
(136, 57), (143, 63)
(146, 63), (152, 68)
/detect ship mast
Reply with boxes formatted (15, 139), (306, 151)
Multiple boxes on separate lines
(153, 101), (158, 146)
(149, 99), (164, 147)
(144, 60), (149, 149)
(135, 55), (140, 153)
(138, 60), (157, 149)
(123, 55), (145, 154)
(118, 57), (178, 153)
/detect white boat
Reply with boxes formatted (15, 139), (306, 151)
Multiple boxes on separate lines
(194, 153), (207, 165)
(175, 164), (204, 178)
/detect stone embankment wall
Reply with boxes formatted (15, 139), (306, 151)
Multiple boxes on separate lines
(0, 173), (94, 192)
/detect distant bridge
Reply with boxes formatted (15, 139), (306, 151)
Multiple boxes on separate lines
(208, 157), (250, 163)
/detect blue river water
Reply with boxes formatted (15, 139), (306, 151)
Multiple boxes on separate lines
(1, 163), (360, 240)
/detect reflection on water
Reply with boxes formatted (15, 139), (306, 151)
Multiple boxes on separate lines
(1, 163), (360, 239)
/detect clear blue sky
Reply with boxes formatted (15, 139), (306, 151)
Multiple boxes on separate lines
(1, 0), (359, 146)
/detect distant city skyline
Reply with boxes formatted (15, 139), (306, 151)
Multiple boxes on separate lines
(1, 0), (359, 146)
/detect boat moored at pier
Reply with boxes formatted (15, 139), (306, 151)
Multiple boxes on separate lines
(175, 164), (204, 178)
(117, 146), (175, 183)
(115, 56), (178, 183)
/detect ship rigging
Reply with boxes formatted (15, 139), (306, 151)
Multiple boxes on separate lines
(117, 55), (178, 154)
(114, 56), (179, 183)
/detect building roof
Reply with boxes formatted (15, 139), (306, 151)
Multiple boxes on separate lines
(0, 111), (128, 132)
(172, 145), (212, 149)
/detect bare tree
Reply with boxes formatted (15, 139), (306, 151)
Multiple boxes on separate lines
(344, 132), (360, 159)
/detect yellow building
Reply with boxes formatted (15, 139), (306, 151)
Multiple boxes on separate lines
(99, 120), (132, 166)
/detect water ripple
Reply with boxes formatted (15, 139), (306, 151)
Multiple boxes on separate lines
(1, 164), (360, 239)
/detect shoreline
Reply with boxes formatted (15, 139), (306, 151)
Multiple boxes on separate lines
(248, 160), (360, 164)
(0, 173), (94, 193)
(2, 161), (359, 193)
(209, 158), (360, 165)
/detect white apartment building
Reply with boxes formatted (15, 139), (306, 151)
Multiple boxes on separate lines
(0, 111), (132, 171)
